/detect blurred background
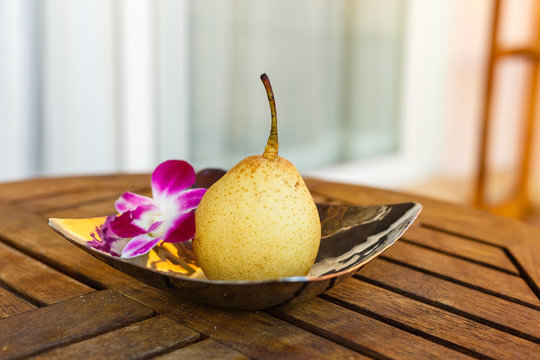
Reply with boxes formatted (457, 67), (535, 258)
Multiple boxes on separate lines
(1, 0), (540, 222)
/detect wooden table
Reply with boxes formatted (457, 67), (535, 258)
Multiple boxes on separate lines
(0, 174), (539, 359)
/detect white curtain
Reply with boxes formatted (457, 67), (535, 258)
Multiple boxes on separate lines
(0, 0), (422, 184)
(0, 0), (190, 182)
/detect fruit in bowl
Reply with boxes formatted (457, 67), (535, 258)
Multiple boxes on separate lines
(193, 74), (321, 281)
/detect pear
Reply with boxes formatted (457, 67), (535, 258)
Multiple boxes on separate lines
(193, 74), (321, 281)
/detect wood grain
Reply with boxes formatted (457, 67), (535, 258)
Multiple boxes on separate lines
(47, 189), (152, 219)
(17, 188), (127, 214)
(0, 289), (154, 359)
(0, 241), (94, 305)
(507, 241), (540, 294)
(121, 285), (368, 360)
(31, 315), (200, 360)
(0, 174), (150, 203)
(0, 286), (35, 319)
(403, 225), (518, 273)
(153, 339), (249, 360)
(359, 259), (540, 341)
(269, 297), (473, 359)
(48, 198), (126, 219)
(382, 241), (540, 306)
(0, 180), (86, 204)
(326, 279), (540, 359)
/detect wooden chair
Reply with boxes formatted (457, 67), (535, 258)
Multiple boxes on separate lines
(474, 0), (540, 218)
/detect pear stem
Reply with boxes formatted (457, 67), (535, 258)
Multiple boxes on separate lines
(260, 73), (279, 160)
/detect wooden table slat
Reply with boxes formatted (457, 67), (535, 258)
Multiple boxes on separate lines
(0, 289), (154, 360)
(0, 182), (84, 204)
(47, 189), (153, 219)
(152, 339), (250, 360)
(359, 259), (540, 341)
(0, 286), (36, 319)
(383, 241), (540, 306)
(18, 188), (128, 214)
(403, 225), (519, 274)
(30, 315), (200, 360)
(508, 242), (540, 294)
(0, 174), (150, 203)
(0, 241), (94, 305)
(49, 199), (124, 219)
(121, 286), (368, 360)
(269, 297), (473, 360)
(327, 279), (540, 360)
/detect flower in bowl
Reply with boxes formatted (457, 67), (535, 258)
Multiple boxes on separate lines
(89, 160), (206, 258)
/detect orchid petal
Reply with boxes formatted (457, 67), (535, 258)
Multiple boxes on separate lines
(151, 160), (196, 200)
(163, 211), (196, 243)
(174, 188), (207, 213)
(109, 211), (146, 238)
(115, 191), (154, 213)
(121, 234), (163, 258)
(109, 203), (158, 238)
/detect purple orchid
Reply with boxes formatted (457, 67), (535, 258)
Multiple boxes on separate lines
(89, 160), (206, 258)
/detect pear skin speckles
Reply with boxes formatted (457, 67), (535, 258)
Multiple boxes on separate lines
(193, 155), (321, 281)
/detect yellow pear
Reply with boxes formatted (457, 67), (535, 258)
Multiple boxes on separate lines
(193, 74), (321, 280)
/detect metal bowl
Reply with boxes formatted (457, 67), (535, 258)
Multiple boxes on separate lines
(49, 202), (421, 310)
